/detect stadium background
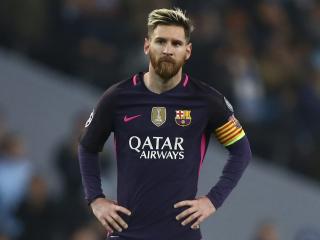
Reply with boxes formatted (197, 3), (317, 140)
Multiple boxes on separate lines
(0, 0), (320, 239)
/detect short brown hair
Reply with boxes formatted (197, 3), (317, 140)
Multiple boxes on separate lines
(147, 8), (194, 42)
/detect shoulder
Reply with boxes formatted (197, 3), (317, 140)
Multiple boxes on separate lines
(188, 76), (234, 127)
(188, 76), (227, 106)
(100, 78), (131, 98)
(98, 76), (134, 104)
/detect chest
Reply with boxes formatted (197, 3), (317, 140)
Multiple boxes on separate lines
(113, 95), (208, 137)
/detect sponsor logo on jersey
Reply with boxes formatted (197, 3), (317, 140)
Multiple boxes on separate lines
(151, 107), (166, 127)
(85, 109), (94, 128)
(175, 110), (192, 127)
(129, 136), (184, 160)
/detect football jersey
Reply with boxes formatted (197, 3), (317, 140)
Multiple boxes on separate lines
(80, 72), (245, 240)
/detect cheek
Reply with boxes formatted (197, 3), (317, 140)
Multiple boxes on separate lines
(150, 44), (162, 53)
(150, 46), (161, 58)
(177, 50), (188, 61)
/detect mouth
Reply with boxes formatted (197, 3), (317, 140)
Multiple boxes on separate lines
(159, 57), (175, 64)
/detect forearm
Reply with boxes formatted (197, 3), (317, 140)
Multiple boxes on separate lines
(78, 144), (105, 204)
(206, 136), (252, 209)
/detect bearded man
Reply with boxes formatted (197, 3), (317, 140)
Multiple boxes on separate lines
(78, 8), (252, 240)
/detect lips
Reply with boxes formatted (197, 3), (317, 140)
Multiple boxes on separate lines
(159, 57), (175, 64)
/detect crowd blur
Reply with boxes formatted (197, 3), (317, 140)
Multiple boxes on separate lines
(1, 0), (320, 239)
(0, 110), (113, 239)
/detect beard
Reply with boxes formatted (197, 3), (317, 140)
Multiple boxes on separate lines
(149, 51), (186, 80)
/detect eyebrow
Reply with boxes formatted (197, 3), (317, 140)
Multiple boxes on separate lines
(154, 37), (184, 44)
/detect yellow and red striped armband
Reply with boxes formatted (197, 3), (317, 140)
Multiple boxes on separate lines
(214, 115), (245, 147)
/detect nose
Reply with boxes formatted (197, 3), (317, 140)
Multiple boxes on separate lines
(162, 43), (173, 55)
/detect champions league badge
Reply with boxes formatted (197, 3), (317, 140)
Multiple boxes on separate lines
(224, 97), (234, 113)
(175, 110), (192, 127)
(85, 109), (94, 128)
(151, 107), (166, 127)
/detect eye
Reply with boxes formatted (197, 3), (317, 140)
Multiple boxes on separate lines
(172, 41), (182, 47)
(156, 39), (165, 44)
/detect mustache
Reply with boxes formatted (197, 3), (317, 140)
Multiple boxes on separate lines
(158, 56), (175, 64)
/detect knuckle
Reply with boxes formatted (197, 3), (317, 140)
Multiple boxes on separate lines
(114, 225), (121, 231)
(108, 218), (115, 224)
(112, 214), (120, 221)
(112, 221), (119, 227)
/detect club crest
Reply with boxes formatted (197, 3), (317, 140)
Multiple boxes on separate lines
(151, 107), (166, 127)
(175, 110), (192, 127)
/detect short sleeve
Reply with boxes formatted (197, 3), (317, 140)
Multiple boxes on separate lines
(80, 87), (117, 152)
(207, 92), (246, 147)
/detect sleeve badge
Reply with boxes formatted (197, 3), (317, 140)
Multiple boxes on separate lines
(85, 109), (94, 128)
(224, 97), (234, 113)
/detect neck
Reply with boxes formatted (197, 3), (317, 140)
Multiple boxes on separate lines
(143, 64), (182, 94)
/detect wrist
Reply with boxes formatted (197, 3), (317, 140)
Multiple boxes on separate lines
(205, 194), (218, 210)
(88, 194), (106, 206)
(203, 196), (216, 211)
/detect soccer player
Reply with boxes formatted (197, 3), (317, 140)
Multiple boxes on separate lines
(78, 8), (252, 240)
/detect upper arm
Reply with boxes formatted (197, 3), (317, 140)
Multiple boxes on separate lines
(214, 115), (246, 147)
(80, 87), (117, 152)
(207, 92), (246, 147)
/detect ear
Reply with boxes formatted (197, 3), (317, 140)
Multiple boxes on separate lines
(185, 42), (192, 61)
(144, 37), (150, 55)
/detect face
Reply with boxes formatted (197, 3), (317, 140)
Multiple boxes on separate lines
(144, 25), (192, 80)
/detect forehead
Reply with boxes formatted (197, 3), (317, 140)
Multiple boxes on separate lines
(151, 25), (186, 42)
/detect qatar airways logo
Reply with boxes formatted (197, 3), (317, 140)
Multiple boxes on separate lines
(129, 136), (184, 160)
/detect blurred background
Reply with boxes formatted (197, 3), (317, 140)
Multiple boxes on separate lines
(0, 0), (320, 239)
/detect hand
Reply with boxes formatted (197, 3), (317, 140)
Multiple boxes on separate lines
(90, 198), (131, 233)
(174, 196), (216, 229)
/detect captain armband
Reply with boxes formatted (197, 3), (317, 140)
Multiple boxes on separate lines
(214, 115), (246, 147)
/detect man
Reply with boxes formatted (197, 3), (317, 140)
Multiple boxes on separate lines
(78, 8), (252, 240)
